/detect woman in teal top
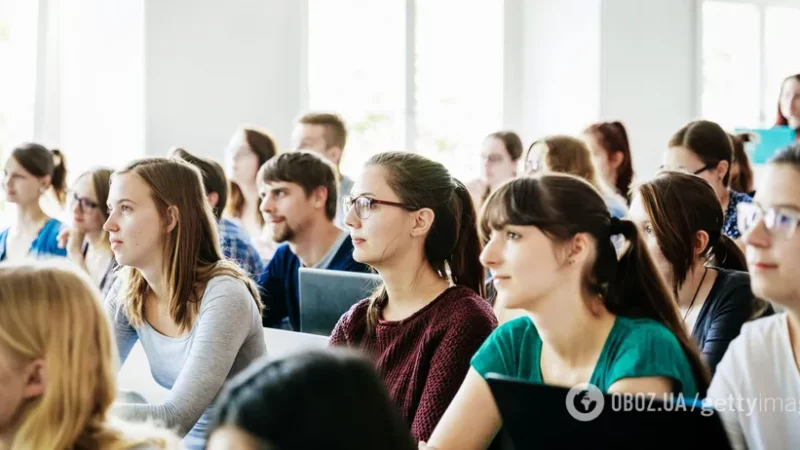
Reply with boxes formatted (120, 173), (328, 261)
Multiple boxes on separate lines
(0, 143), (68, 261)
(425, 175), (708, 450)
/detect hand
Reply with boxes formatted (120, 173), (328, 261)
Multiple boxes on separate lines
(64, 228), (86, 261)
(418, 442), (438, 450)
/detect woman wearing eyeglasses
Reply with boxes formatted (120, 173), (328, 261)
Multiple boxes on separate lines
(330, 152), (497, 443)
(0, 143), (68, 261)
(705, 144), (800, 449)
(466, 131), (523, 210)
(663, 120), (752, 241)
(58, 168), (118, 296)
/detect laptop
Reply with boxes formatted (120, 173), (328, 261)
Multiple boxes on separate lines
(486, 373), (731, 450)
(734, 126), (796, 164)
(298, 268), (382, 336)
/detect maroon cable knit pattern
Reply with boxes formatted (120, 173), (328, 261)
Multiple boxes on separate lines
(330, 286), (497, 442)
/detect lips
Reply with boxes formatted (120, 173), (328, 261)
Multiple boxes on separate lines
(109, 238), (123, 250)
(751, 262), (778, 271)
(351, 236), (366, 245)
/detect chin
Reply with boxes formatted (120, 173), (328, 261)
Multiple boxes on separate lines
(351, 247), (377, 266)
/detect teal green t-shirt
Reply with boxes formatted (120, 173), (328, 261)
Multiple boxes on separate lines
(471, 315), (699, 397)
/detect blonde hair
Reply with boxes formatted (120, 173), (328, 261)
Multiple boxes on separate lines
(113, 158), (262, 333)
(0, 261), (180, 449)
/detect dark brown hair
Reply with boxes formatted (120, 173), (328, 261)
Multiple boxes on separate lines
(486, 131), (524, 161)
(10, 143), (68, 205)
(227, 128), (278, 226)
(481, 174), (710, 395)
(584, 121), (635, 201)
(775, 73), (800, 127)
(298, 112), (348, 150)
(170, 147), (228, 220)
(258, 151), (338, 221)
(729, 133), (755, 195)
(636, 171), (747, 296)
(75, 167), (113, 222)
(668, 120), (733, 186)
(365, 152), (485, 334)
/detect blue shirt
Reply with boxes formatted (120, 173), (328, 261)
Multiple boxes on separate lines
(723, 190), (753, 240)
(217, 218), (265, 279)
(257, 233), (371, 330)
(0, 218), (66, 261)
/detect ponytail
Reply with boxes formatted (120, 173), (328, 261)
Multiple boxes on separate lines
(447, 179), (486, 298)
(50, 149), (68, 206)
(709, 234), (747, 272)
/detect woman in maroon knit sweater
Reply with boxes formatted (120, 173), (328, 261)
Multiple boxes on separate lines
(329, 151), (498, 442)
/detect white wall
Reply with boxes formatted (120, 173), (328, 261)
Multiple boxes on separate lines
(144, 0), (305, 162)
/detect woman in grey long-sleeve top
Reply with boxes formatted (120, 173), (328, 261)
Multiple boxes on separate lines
(103, 157), (267, 450)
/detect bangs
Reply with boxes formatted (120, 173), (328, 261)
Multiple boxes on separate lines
(479, 178), (560, 240)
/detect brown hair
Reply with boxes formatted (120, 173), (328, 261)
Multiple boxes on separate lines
(527, 136), (601, 185)
(113, 158), (262, 333)
(636, 172), (747, 296)
(227, 128), (278, 226)
(10, 143), (68, 205)
(729, 133), (755, 195)
(74, 167), (114, 222)
(298, 112), (348, 150)
(584, 121), (635, 201)
(481, 174), (710, 395)
(775, 73), (800, 127)
(170, 147), (228, 220)
(364, 152), (485, 334)
(772, 141), (800, 166)
(258, 151), (339, 221)
(480, 131), (524, 204)
(668, 120), (733, 186)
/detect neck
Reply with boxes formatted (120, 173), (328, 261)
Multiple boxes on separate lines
(85, 230), (110, 250)
(14, 202), (47, 228)
(139, 261), (168, 302)
(788, 118), (800, 129)
(528, 281), (616, 366)
(288, 219), (342, 267)
(239, 182), (259, 210)
(719, 187), (731, 210)
(674, 263), (708, 307)
(377, 250), (450, 310)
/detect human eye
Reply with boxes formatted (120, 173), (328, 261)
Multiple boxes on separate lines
(505, 230), (521, 240)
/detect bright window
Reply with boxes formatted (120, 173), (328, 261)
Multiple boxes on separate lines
(308, 0), (504, 182)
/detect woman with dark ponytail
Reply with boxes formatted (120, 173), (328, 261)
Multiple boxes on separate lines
(425, 174), (707, 450)
(629, 171), (772, 374)
(329, 151), (497, 443)
(0, 143), (68, 261)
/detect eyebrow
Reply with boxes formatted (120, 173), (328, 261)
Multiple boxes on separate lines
(111, 198), (137, 205)
(757, 202), (800, 212)
(351, 192), (375, 197)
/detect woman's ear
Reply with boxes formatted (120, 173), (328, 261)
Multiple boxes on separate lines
(164, 205), (179, 233)
(410, 208), (435, 238)
(694, 230), (710, 258)
(23, 359), (46, 400)
(609, 150), (625, 170)
(715, 160), (730, 183)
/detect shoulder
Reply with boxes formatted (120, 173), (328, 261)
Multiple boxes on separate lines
(613, 317), (681, 348)
(729, 314), (787, 357)
(202, 275), (257, 310)
(730, 190), (753, 205)
(439, 286), (497, 326)
(709, 269), (752, 303)
(266, 243), (298, 268)
(334, 297), (371, 332)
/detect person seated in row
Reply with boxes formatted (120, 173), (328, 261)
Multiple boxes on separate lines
(425, 174), (708, 450)
(663, 120), (752, 241)
(706, 144), (800, 449)
(0, 143), (68, 261)
(582, 120), (635, 204)
(257, 151), (369, 331)
(292, 112), (354, 227)
(170, 147), (264, 279)
(466, 131), (523, 211)
(330, 151), (497, 442)
(57, 168), (119, 296)
(524, 135), (628, 218)
(104, 157), (267, 450)
(0, 261), (179, 449)
(629, 171), (771, 374)
(207, 349), (416, 450)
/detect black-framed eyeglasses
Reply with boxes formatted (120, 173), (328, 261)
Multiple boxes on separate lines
(737, 202), (800, 240)
(692, 164), (717, 175)
(69, 192), (99, 212)
(342, 195), (417, 220)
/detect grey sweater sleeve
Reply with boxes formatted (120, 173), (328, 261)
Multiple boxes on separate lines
(111, 277), (259, 436)
(105, 280), (139, 364)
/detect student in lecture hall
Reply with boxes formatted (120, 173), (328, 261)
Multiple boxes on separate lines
(466, 131), (524, 211)
(663, 120), (752, 241)
(582, 121), (635, 203)
(329, 151), (498, 443)
(206, 349), (416, 450)
(102, 157), (267, 450)
(291, 112), (354, 227)
(728, 132), (756, 198)
(0, 262), (180, 450)
(56, 168), (119, 297)
(224, 126), (278, 259)
(706, 144), (800, 450)
(169, 147), (264, 279)
(628, 171), (772, 375)
(775, 73), (800, 132)
(424, 174), (709, 450)
(257, 150), (370, 330)
(0, 143), (68, 261)
(523, 135), (628, 218)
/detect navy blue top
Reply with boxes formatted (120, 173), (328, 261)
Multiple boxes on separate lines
(0, 218), (66, 261)
(723, 190), (753, 239)
(257, 234), (371, 330)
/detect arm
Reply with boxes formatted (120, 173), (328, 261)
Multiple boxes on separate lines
(103, 281), (139, 365)
(699, 286), (756, 374)
(112, 278), (258, 436)
(328, 309), (351, 346)
(706, 354), (746, 450)
(607, 376), (673, 396)
(425, 368), (501, 450)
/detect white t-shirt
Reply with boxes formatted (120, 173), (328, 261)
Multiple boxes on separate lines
(706, 313), (800, 450)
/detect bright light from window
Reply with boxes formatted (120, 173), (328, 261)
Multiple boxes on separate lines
(764, 6), (800, 125)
